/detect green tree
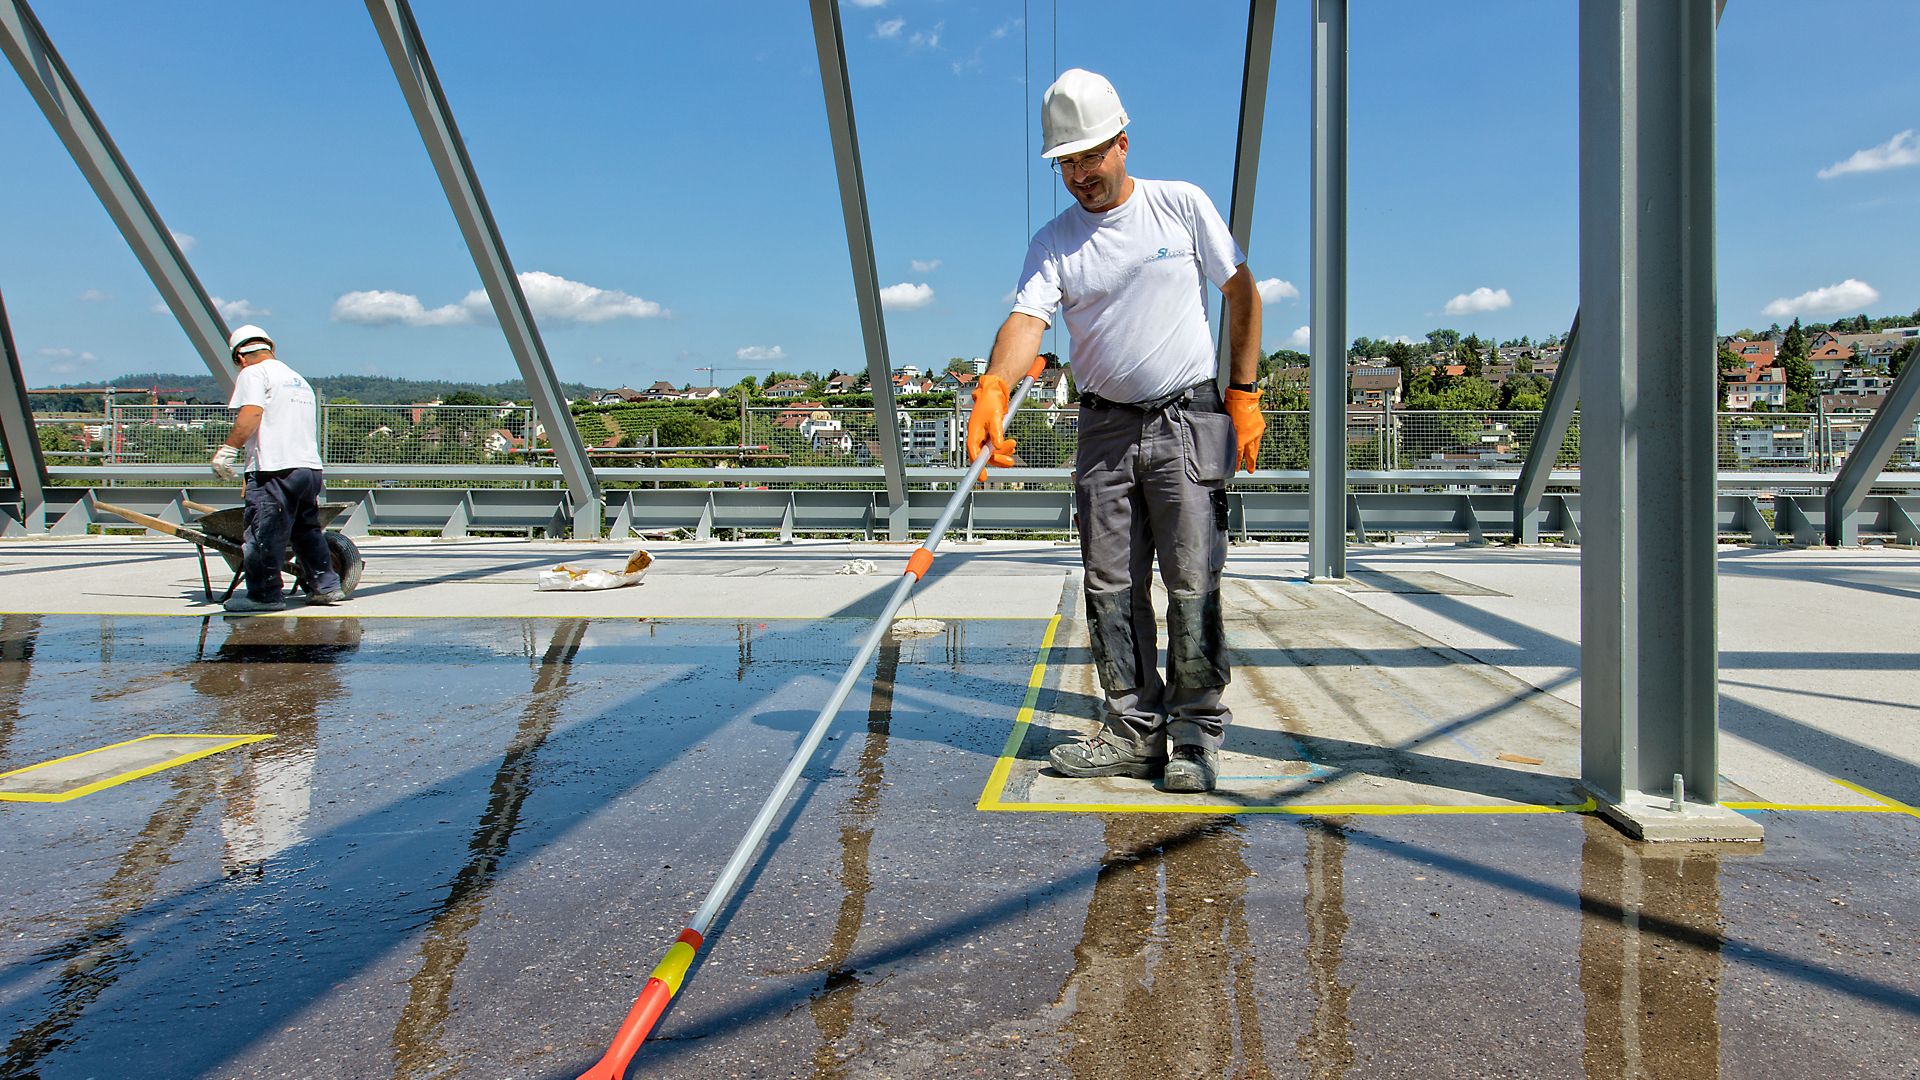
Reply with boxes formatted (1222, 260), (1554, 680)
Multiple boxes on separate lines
(1438, 376), (1498, 410)
(944, 357), (972, 375)
(1892, 340), (1915, 378)
(1425, 328), (1461, 354)
(1779, 318), (1807, 362)
(440, 390), (500, 407)
(1457, 336), (1484, 378)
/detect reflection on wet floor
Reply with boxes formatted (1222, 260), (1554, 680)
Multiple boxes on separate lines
(1056, 815), (1271, 1080)
(0, 614), (1912, 1077)
(390, 619), (587, 1079)
(1298, 822), (1355, 1078)
(1579, 816), (1724, 1080)
(805, 641), (899, 1079)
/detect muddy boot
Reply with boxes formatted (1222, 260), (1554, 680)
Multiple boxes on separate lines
(1162, 745), (1219, 793)
(1048, 733), (1166, 779)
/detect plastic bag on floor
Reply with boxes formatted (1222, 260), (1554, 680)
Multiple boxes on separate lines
(537, 549), (653, 591)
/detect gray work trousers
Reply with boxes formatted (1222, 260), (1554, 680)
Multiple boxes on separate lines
(1074, 382), (1237, 753)
(242, 467), (341, 603)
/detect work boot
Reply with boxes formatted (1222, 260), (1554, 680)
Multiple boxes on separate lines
(1162, 745), (1219, 793)
(307, 589), (347, 605)
(1048, 733), (1166, 779)
(223, 593), (286, 613)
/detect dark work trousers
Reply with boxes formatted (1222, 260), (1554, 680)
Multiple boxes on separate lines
(1074, 381), (1237, 753)
(242, 468), (341, 603)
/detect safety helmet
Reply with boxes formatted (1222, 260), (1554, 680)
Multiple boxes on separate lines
(1041, 68), (1130, 159)
(228, 324), (273, 360)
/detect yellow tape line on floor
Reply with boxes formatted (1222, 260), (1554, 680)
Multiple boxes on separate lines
(0, 734), (273, 803)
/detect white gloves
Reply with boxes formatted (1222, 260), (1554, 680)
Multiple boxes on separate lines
(211, 444), (242, 480)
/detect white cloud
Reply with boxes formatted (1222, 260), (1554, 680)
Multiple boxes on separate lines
(1391, 335), (1418, 345)
(213, 296), (269, 321)
(1255, 278), (1298, 304)
(503, 270), (665, 323)
(990, 19), (1019, 39)
(910, 258), (942, 273)
(1761, 278), (1880, 318)
(909, 22), (943, 48)
(875, 17), (904, 39)
(37, 346), (98, 377)
(333, 271), (666, 328)
(880, 282), (934, 310)
(170, 230), (197, 252)
(1443, 286), (1513, 315)
(736, 345), (786, 361)
(332, 289), (470, 327)
(78, 289), (112, 303)
(1818, 130), (1920, 180)
(1285, 325), (1311, 349)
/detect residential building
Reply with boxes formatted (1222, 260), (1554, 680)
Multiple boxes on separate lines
(1349, 366), (1402, 406)
(1725, 367), (1786, 411)
(824, 373), (861, 395)
(679, 386), (725, 401)
(763, 378), (812, 399)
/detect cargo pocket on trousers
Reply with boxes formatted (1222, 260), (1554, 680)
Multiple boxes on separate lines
(1182, 410), (1238, 484)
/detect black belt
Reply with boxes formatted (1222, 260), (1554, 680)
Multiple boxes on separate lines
(1079, 379), (1217, 413)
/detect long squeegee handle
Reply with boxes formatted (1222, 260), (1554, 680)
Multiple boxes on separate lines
(578, 359), (1050, 1078)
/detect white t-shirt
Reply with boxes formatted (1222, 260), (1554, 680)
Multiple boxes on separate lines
(1011, 177), (1244, 403)
(227, 357), (323, 472)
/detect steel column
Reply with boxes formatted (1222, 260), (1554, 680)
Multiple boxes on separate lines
(1, 0), (233, 395)
(808, 0), (909, 538)
(1579, 0), (1753, 840)
(1513, 315), (1582, 543)
(1216, 0), (1278, 393)
(0, 290), (49, 532)
(1826, 350), (1920, 545)
(1308, 0), (1348, 579)
(364, 0), (603, 538)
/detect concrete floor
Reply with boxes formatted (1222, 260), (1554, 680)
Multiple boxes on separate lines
(0, 535), (1916, 1077)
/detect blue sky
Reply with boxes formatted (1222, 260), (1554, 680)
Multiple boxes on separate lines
(3, 0), (1916, 390)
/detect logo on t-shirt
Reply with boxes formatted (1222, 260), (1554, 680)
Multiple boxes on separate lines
(1146, 246), (1191, 264)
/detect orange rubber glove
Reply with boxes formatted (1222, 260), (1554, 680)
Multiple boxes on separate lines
(1224, 387), (1266, 473)
(966, 374), (1017, 480)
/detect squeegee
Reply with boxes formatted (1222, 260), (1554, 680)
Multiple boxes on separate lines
(577, 356), (1051, 1079)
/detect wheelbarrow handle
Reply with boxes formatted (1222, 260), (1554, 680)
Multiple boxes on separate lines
(90, 499), (245, 559)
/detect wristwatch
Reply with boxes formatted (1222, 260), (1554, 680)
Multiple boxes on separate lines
(1228, 381), (1256, 392)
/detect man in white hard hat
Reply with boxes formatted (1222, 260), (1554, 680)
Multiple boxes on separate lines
(210, 325), (344, 613)
(968, 68), (1265, 794)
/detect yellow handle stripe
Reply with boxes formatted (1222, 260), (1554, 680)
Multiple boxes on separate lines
(650, 941), (698, 996)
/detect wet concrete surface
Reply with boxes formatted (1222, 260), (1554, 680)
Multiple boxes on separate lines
(0, 612), (1916, 1078)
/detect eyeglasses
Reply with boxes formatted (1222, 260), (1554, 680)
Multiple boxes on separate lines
(1050, 139), (1118, 176)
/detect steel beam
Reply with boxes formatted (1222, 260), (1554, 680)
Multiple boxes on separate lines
(1578, 0), (1754, 840)
(0, 290), (49, 532)
(1, 0), (233, 395)
(1216, 0), (1278, 393)
(808, 0), (909, 538)
(1513, 314), (1582, 543)
(1825, 349), (1920, 545)
(1308, 0), (1348, 580)
(364, 0), (603, 538)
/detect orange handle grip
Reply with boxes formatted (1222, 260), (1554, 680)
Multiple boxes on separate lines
(905, 548), (934, 580)
(1026, 356), (1047, 381)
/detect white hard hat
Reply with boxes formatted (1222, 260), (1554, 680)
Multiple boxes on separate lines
(1041, 68), (1130, 158)
(228, 324), (273, 358)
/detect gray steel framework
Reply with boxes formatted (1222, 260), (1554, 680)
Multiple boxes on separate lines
(1579, 0), (1751, 839)
(364, 0), (603, 538)
(1513, 314), (1582, 543)
(1, 0), (235, 395)
(808, 0), (910, 540)
(1826, 346), (1920, 545)
(1308, 0), (1348, 580)
(1216, 0), (1278, 394)
(0, 290), (48, 534)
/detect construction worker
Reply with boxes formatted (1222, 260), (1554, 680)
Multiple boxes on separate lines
(969, 69), (1264, 794)
(209, 325), (344, 613)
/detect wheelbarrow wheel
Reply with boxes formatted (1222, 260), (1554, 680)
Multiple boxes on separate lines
(325, 531), (364, 599)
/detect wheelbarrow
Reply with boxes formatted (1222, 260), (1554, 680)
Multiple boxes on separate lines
(92, 497), (365, 605)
